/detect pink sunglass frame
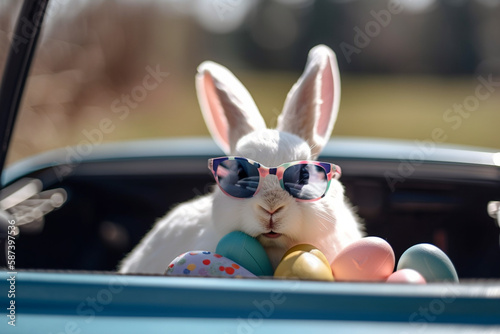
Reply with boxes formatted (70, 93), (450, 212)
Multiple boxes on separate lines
(208, 156), (341, 202)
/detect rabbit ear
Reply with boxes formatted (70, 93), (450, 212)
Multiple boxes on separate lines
(276, 45), (341, 158)
(196, 61), (266, 154)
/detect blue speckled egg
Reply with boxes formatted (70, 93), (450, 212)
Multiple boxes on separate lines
(397, 243), (459, 283)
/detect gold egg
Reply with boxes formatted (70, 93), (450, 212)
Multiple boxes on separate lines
(274, 244), (334, 281)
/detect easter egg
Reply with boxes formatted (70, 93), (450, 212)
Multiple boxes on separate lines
(331, 236), (395, 282)
(282, 244), (331, 268)
(274, 244), (334, 281)
(386, 269), (426, 284)
(397, 243), (459, 283)
(165, 250), (257, 278)
(216, 231), (274, 277)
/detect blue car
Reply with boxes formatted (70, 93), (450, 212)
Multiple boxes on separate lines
(1, 0), (500, 333)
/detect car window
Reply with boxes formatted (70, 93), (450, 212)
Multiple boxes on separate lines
(3, 0), (500, 166)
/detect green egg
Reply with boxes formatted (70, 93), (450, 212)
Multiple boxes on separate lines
(397, 243), (459, 283)
(216, 231), (274, 277)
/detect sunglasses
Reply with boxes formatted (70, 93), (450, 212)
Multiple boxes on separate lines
(208, 156), (341, 202)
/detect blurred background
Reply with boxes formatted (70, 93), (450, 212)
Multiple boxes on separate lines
(1, 0), (499, 165)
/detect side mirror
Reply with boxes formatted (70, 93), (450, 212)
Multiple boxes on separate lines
(488, 201), (500, 247)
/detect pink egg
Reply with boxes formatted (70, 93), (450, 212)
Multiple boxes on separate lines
(386, 269), (426, 284)
(331, 237), (395, 282)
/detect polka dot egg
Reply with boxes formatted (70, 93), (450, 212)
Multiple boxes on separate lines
(165, 250), (257, 278)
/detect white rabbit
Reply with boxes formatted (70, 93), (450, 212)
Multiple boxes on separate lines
(119, 45), (363, 274)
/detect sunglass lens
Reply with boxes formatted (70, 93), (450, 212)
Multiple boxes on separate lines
(283, 164), (328, 200)
(216, 159), (259, 198)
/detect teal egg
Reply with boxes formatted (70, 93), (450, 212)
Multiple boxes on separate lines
(216, 231), (274, 276)
(397, 243), (459, 283)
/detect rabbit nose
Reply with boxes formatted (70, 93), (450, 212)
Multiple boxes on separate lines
(258, 204), (285, 216)
(256, 187), (290, 214)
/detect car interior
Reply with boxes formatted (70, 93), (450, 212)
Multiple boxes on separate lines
(2, 137), (499, 279)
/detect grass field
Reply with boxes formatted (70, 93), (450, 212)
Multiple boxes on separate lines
(7, 73), (500, 165)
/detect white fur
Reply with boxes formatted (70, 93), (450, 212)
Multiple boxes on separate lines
(119, 45), (363, 274)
